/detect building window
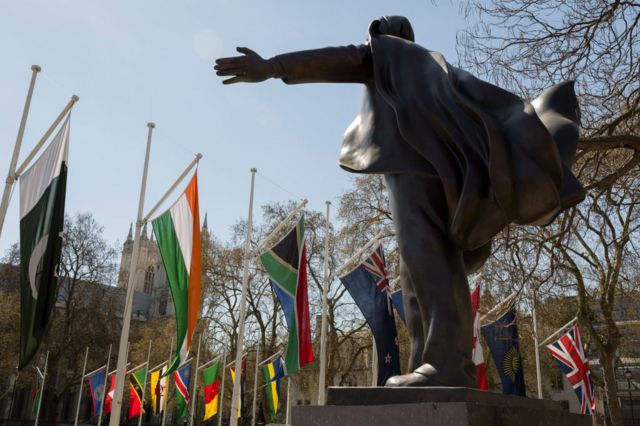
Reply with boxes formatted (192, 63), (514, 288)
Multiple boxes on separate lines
(144, 265), (154, 294)
(159, 294), (168, 316)
(551, 370), (564, 391)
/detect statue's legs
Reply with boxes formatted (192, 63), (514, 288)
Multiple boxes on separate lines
(384, 173), (475, 387)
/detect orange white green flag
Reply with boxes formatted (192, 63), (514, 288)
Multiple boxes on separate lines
(152, 172), (201, 375)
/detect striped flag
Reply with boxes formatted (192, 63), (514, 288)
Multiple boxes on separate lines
(174, 363), (192, 420)
(128, 368), (147, 419)
(150, 366), (168, 416)
(263, 358), (284, 422)
(152, 172), (201, 374)
(31, 371), (43, 416)
(19, 118), (70, 369)
(202, 362), (220, 420)
(103, 374), (115, 414)
(471, 284), (488, 390)
(260, 216), (314, 375)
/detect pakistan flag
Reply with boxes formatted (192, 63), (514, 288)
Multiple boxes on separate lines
(19, 117), (70, 369)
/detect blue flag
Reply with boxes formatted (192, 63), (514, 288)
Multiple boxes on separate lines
(88, 368), (106, 416)
(390, 289), (406, 324)
(339, 245), (401, 385)
(481, 307), (526, 396)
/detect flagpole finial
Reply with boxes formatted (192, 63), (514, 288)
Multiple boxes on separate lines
(250, 168), (257, 173)
(71, 95), (79, 102)
(195, 153), (203, 161)
(31, 65), (41, 72)
(326, 201), (331, 206)
(147, 122), (156, 129)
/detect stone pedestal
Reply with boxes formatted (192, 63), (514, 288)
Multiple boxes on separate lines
(291, 387), (591, 426)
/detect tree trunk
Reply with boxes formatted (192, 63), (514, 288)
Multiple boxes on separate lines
(601, 354), (624, 425)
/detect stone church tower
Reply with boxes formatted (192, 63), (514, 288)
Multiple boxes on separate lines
(116, 215), (209, 319)
(116, 223), (173, 318)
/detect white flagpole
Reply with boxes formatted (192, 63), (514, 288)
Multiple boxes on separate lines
(217, 354), (226, 426)
(0, 65), (40, 239)
(34, 350), (49, 426)
(14, 95), (79, 178)
(97, 344), (112, 426)
(532, 289), (543, 398)
(251, 346), (260, 426)
(285, 376), (294, 426)
(230, 168), (257, 426)
(371, 337), (378, 387)
(161, 337), (174, 426)
(318, 201), (331, 405)
(138, 340), (152, 426)
(74, 347), (90, 426)
(109, 122), (155, 426)
(539, 316), (579, 347)
(335, 230), (389, 277)
(189, 335), (202, 426)
(254, 198), (308, 255)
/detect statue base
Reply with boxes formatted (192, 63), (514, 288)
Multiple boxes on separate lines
(291, 387), (591, 426)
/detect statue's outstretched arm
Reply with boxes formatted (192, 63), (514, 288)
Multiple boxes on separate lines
(214, 45), (372, 85)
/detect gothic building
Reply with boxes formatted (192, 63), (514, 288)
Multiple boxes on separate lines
(116, 214), (209, 320)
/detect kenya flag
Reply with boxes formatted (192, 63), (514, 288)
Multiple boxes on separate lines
(152, 173), (201, 374)
(19, 117), (70, 369)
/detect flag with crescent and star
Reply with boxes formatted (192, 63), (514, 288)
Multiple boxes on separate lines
(339, 244), (401, 386)
(481, 306), (526, 396)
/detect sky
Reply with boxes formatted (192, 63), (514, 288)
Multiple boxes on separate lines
(0, 0), (469, 256)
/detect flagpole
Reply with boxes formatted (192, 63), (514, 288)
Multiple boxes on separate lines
(371, 337), (378, 387)
(254, 198), (308, 255)
(532, 289), (543, 398)
(0, 65), (40, 239)
(97, 344), (112, 426)
(318, 201), (331, 405)
(285, 376), (294, 426)
(230, 168), (257, 426)
(335, 230), (388, 277)
(138, 340), (152, 426)
(189, 335), (202, 426)
(74, 347), (90, 426)
(161, 337), (173, 426)
(539, 316), (579, 347)
(251, 346), (260, 426)
(141, 153), (202, 223)
(34, 350), (49, 426)
(109, 122), (155, 426)
(14, 95), (79, 178)
(217, 354), (226, 426)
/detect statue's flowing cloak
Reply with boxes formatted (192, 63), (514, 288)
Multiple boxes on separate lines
(338, 29), (584, 251)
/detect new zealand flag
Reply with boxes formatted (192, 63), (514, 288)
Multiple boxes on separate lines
(481, 307), (526, 396)
(339, 244), (401, 385)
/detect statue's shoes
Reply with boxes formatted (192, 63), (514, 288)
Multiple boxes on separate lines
(385, 363), (475, 387)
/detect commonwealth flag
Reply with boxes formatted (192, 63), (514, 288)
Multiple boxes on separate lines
(31, 371), (43, 417)
(88, 368), (106, 416)
(202, 362), (220, 421)
(260, 216), (314, 375)
(174, 363), (192, 420)
(263, 358), (284, 422)
(19, 118), (70, 369)
(128, 368), (147, 419)
(339, 245), (401, 386)
(104, 374), (115, 414)
(230, 357), (246, 419)
(152, 173), (201, 375)
(150, 366), (168, 416)
(481, 307), (526, 396)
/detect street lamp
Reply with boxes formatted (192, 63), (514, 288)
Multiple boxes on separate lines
(626, 369), (635, 426)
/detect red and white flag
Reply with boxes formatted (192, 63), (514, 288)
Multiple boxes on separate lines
(471, 284), (488, 390)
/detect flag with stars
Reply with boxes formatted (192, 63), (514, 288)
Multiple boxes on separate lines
(339, 244), (401, 385)
(481, 307), (526, 396)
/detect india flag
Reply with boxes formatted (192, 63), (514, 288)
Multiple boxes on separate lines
(152, 172), (201, 374)
(19, 117), (70, 369)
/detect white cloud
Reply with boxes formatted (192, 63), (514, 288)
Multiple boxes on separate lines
(193, 28), (224, 61)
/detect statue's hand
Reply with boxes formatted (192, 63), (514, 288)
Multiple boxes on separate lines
(214, 47), (275, 84)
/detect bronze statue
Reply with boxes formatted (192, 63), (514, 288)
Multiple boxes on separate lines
(215, 16), (584, 388)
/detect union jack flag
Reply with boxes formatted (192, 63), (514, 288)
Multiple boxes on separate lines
(362, 245), (391, 314)
(546, 325), (595, 414)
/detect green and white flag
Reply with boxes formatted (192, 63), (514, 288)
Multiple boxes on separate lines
(19, 117), (70, 369)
